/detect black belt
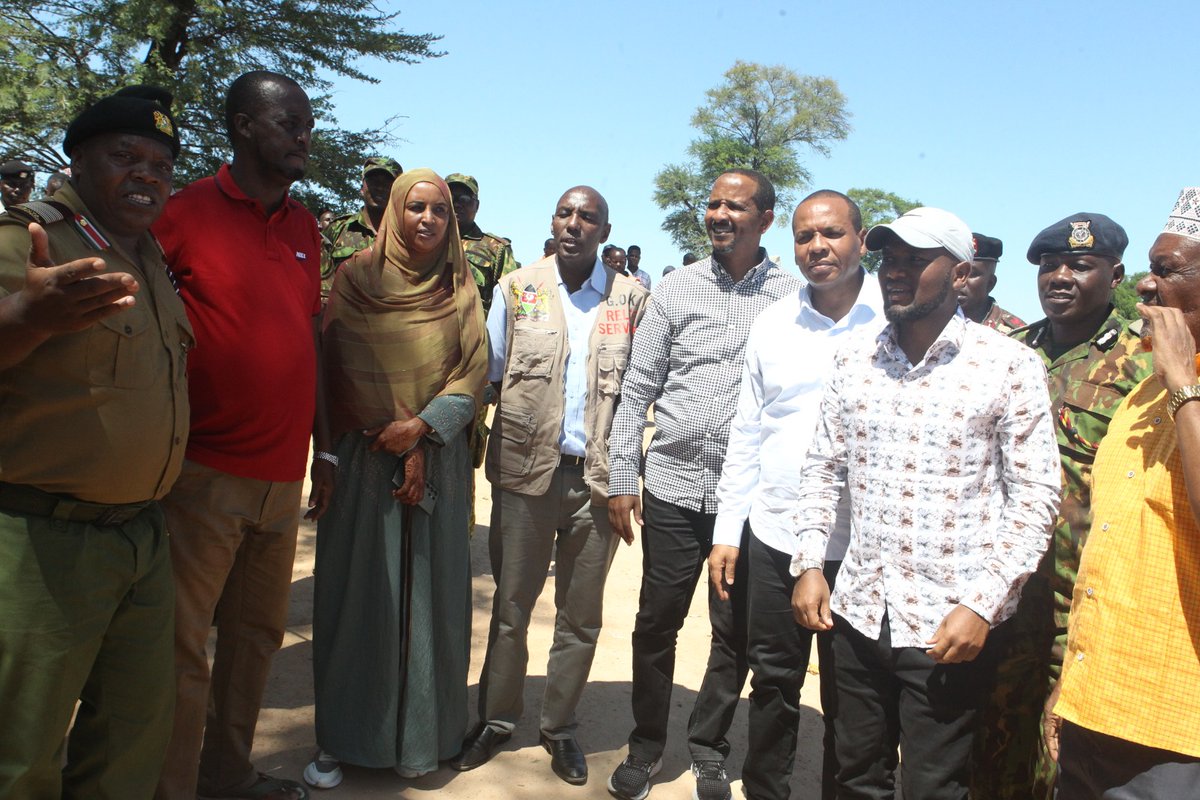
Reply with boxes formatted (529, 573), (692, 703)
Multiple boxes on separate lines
(0, 482), (150, 527)
(559, 454), (585, 468)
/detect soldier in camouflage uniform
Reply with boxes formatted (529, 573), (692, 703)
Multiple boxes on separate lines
(959, 232), (1026, 333)
(446, 173), (519, 314)
(319, 156), (402, 301)
(972, 213), (1153, 799)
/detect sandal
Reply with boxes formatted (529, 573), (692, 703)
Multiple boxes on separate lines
(200, 773), (310, 800)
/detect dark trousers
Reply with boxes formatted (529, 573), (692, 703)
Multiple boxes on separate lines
(742, 533), (840, 800)
(627, 490), (749, 763)
(1057, 721), (1200, 799)
(831, 612), (995, 799)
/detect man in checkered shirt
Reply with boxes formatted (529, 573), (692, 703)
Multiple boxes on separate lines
(606, 169), (801, 800)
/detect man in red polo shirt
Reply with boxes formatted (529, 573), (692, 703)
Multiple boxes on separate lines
(153, 70), (327, 800)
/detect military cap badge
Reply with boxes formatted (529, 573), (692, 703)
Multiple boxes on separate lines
(1068, 220), (1094, 250)
(154, 110), (175, 138)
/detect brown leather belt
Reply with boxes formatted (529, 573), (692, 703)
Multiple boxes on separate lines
(0, 482), (150, 527)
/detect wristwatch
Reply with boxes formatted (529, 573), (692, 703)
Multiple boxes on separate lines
(1167, 385), (1200, 420)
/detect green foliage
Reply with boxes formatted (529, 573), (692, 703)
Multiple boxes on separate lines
(0, 1), (441, 210)
(847, 187), (921, 272)
(1113, 270), (1148, 320)
(653, 61), (851, 254)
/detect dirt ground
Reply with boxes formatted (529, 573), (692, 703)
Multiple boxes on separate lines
(248, 451), (827, 799)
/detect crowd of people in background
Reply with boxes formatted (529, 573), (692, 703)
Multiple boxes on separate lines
(2, 71), (1198, 800)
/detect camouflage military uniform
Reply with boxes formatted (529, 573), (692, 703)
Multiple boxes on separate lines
(460, 220), (519, 314)
(319, 208), (378, 300)
(981, 298), (1026, 334)
(972, 307), (1153, 799)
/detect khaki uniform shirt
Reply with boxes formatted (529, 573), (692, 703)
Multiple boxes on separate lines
(0, 185), (192, 503)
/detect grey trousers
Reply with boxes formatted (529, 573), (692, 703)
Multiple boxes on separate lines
(478, 464), (620, 739)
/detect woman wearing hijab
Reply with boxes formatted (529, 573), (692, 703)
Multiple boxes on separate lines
(304, 169), (488, 787)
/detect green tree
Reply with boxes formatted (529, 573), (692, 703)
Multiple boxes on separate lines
(847, 187), (921, 272)
(1113, 270), (1148, 320)
(653, 61), (851, 254)
(0, 1), (441, 210)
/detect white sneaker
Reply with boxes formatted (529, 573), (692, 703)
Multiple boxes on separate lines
(303, 750), (344, 789)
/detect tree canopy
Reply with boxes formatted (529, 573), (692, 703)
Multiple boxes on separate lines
(653, 61), (851, 255)
(0, 1), (441, 211)
(847, 187), (921, 272)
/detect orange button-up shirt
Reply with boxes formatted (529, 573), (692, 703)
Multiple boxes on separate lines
(1056, 368), (1200, 757)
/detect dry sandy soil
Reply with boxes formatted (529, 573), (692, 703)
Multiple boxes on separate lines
(248, 452), (826, 799)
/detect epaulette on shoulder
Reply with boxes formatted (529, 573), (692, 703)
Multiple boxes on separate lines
(2, 199), (74, 227)
(1094, 326), (1120, 352)
(483, 232), (512, 246)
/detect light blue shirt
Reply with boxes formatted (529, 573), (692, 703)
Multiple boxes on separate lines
(486, 256), (607, 458)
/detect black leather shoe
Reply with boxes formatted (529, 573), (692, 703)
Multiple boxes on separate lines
(541, 734), (587, 785)
(450, 722), (511, 771)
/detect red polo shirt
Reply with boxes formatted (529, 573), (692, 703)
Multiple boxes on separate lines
(154, 164), (322, 482)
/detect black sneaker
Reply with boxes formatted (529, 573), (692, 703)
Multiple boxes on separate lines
(691, 760), (731, 800)
(607, 754), (662, 800)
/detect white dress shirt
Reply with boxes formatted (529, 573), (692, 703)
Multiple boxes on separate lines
(791, 312), (1060, 647)
(486, 257), (606, 457)
(713, 274), (885, 557)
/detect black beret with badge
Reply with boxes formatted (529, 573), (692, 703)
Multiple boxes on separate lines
(0, 160), (34, 180)
(1026, 212), (1128, 263)
(63, 85), (180, 158)
(971, 233), (1003, 261)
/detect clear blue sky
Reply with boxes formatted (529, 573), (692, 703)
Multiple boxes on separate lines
(322, 0), (1199, 321)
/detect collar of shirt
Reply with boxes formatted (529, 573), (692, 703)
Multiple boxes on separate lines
(797, 269), (885, 328)
(709, 248), (772, 284)
(878, 308), (967, 371)
(555, 255), (607, 301)
(214, 163), (296, 223)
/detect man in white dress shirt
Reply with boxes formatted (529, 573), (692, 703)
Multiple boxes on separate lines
(707, 190), (884, 800)
(791, 207), (1060, 798)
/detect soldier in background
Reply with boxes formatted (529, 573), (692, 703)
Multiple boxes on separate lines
(321, 156), (402, 300)
(0, 160), (35, 212)
(972, 212), (1153, 798)
(958, 232), (1025, 332)
(447, 173), (520, 315)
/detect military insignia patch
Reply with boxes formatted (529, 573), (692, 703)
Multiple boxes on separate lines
(511, 282), (550, 321)
(1068, 220), (1094, 250)
(153, 110), (175, 138)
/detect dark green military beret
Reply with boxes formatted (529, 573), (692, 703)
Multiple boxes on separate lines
(971, 233), (1003, 261)
(1026, 213), (1128, 263)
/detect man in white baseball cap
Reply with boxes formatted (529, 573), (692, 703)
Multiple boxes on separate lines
(791, 207), (1060, 797)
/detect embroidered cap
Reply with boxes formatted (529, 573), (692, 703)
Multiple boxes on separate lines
(1164, 188), (1200, 242)
(63, 85), (180, 158)
(865, 207), (975, 264)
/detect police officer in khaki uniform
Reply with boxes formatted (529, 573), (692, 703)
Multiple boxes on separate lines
(0, 159), (35, 211)
(320, 156), (402, 300)
(446, 172), (520, 314)
(0, 85), (191, 799)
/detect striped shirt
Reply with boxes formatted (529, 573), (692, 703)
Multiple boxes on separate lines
(608, 251), (801, 511)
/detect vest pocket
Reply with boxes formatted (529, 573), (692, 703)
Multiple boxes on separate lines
(508, 328), (559, 379)
(597, 353), (628, 395)
(495, 405), (536, 477)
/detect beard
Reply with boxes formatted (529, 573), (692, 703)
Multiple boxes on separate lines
(884, 268), (953, 324)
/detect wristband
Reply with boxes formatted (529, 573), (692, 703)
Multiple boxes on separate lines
(314, 451), (339, 468)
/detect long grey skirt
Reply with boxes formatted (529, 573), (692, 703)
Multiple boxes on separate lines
(312, 430), (471, 773)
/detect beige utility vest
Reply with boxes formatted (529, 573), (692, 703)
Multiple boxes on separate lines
(486, 258), (648, 503)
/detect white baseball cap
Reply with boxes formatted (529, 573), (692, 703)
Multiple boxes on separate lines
(865, 207), (975, 264)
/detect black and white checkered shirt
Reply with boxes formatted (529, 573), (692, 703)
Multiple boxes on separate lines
(608, 250), (802, 512)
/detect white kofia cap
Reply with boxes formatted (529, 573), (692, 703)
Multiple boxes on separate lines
(865, 206), (975, 264)
(1164, 188), (1200, 242)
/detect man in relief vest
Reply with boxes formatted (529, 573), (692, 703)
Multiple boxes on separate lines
(451, 185), (648, 787)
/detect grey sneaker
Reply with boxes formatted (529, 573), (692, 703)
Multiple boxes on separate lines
(607, 754), (662, 800)
(691, 760), (731, 800)
(303, 749), (343, 789)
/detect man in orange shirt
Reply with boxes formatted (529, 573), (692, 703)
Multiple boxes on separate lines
(1045, 187), (1200, 795)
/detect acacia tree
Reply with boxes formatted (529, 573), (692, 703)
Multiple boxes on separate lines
(847, 187), (921, 272)
(0, 1), (441, 211)
(654, 61), (851, 254)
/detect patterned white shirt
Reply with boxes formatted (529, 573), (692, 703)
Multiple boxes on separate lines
(608, 252), (801, 511)
(790, 312), (1060, 647)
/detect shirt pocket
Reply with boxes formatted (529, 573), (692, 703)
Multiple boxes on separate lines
(508, 328), (559, 379)
(495, 404), (537, 478)
(1057, 381), (1123, 465)
(87, 310), (152, 389)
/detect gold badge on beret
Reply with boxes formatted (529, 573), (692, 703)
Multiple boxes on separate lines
(153, 110), (175, 138)
(1068, 220), (1094, 250)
